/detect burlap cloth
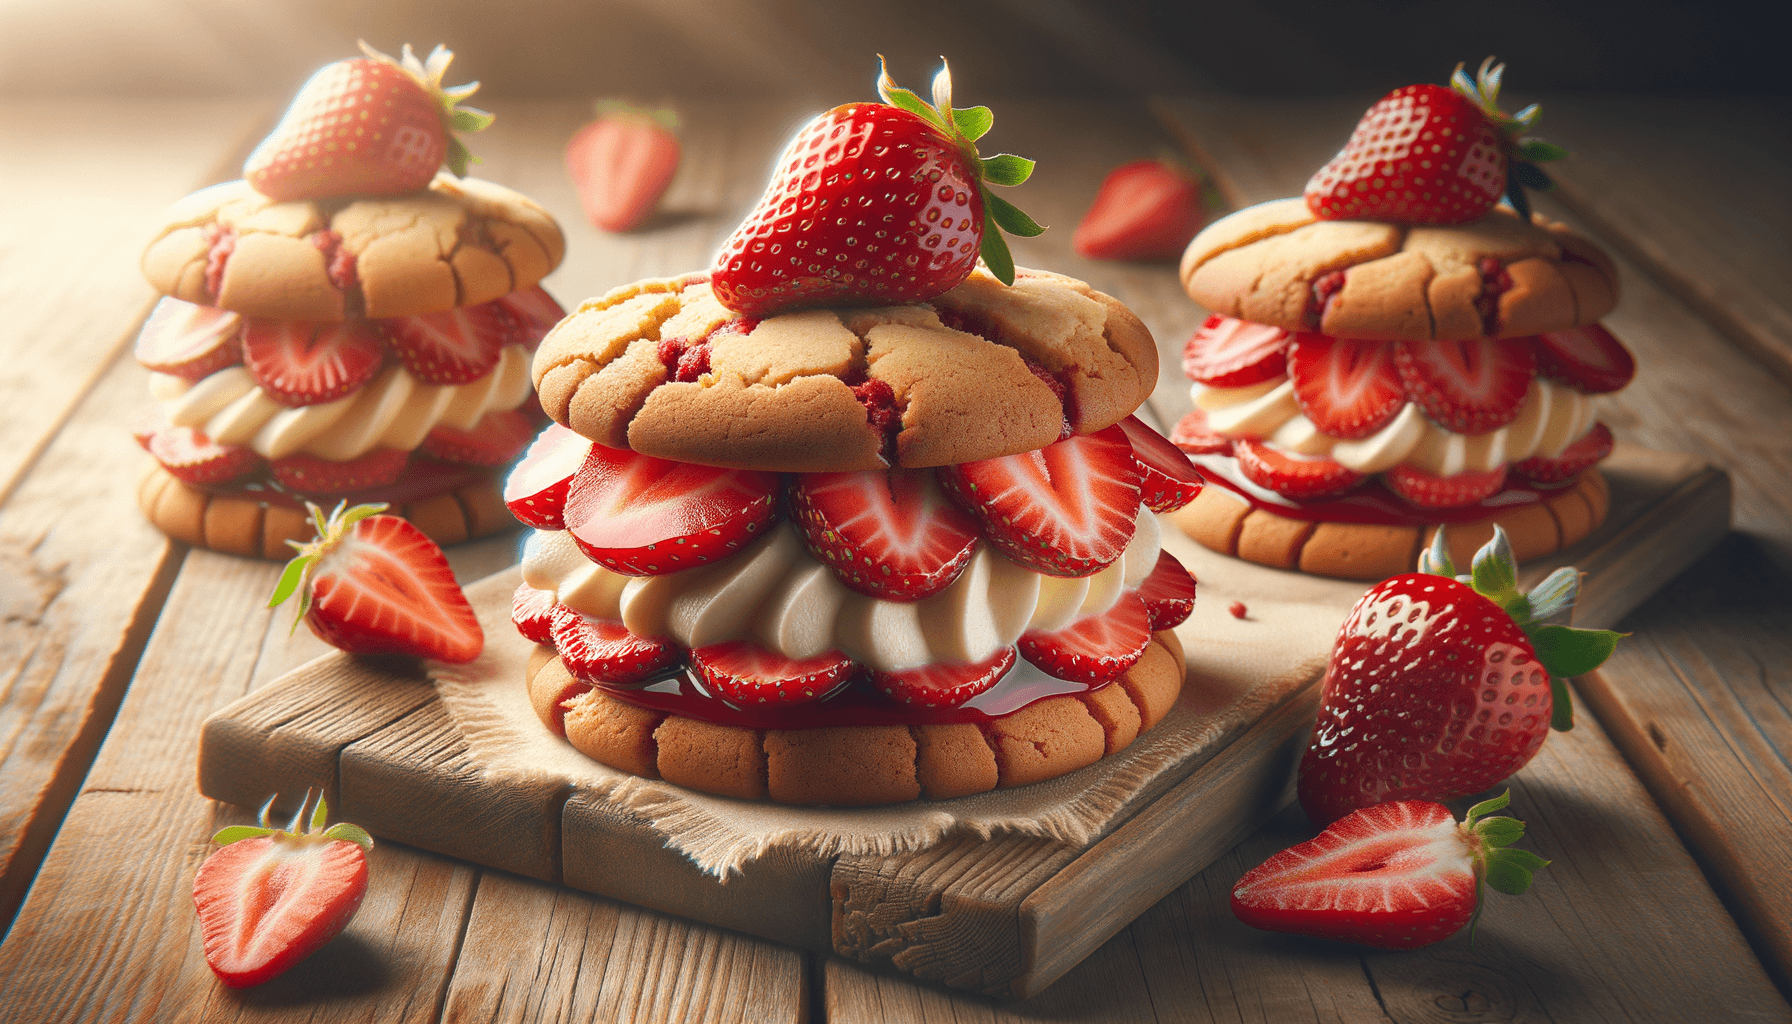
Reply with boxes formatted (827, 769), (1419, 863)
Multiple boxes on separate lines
(427, 527), (1370, 877)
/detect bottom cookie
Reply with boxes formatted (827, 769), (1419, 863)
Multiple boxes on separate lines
(1170, 469), (1608, 581)
(135, 462), (515, 559)
(524, 631), (1188, 806)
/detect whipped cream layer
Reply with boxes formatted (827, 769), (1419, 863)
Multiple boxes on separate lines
(522, 508), (1164, 674)
(1193, 374), (1598, 477)
(150, 344), (534, 461)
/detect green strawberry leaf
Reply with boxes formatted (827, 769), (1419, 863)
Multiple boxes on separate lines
(210, 825), (277, 846)
(1471, 526), (1519, 606)
(980, 210), (1017, 285)
(1514, 160), (1555, 190)
(986, 192), (1045, 237)
(1524, 567), (1580, 622)
(324, 822), (376, 853)
(1506, 176), (1533, 220)
(1551, 676), (1575, 731)
(954, 105), (993, 141)
(1517, 138), (1568, 163)
(981, 153), (1035, 188)
(1532, 625), (1624, 678)
(450, 107), (495, 133)
(1417, 528), (1455, 577)
(1475, 815), (1525, 848)
(446, 136), (474, 177)
(1464, 789), (1511, 825)
(1484, 847), (1549, 895)
(1513, 103), (1541, 129)
(310, 793), (330, 832)
(268, 555), (312, 610)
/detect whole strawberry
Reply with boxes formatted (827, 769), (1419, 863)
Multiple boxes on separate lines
(1298, 526), (1622, 826)
(245, 41), (494, 202)
(566, 101), (682, 232)
(711, 58), (1043, 316)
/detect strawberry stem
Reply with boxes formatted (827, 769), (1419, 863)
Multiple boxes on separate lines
(210, 790), (374, 853)
(1449, 58), (1565, 222)
(358, 41), (493, 177)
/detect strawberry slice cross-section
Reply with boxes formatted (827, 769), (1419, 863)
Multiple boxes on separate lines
(243, 319), (384, 406)
(381, 301), (509, 385)
(1137, 549), (1197, 631)
(1394, 337), (1536, 434)
(791, 468), (980, 601)
(135, 297), (243, 382)
(1018, 591), (1152, 685)
(512, 582), (557, 645)
(139, 425), (262, 485)
(1116, 414), (1204, 513)
(1234, 439), (1362, 499)
(1182, 315), (1291, 388)
(551, 603), (682, 686)
(1287, 332), (1405, 440)
(872, 646), (1016, 709)
(1385, 463), (1508, 510)
(420, 408), (536, 467)
(493, 285), (567, 351)
(691, 641), (857, 705)
(563, 442), (782, 575)
(1531, 324), (1635, 394)
(504, 423), (595, 530)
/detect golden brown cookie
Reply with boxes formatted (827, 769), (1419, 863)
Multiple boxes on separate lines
(1180, 198), (1619, 340)
(531, 267), (1158, 471)
(141, 175), (565, 321)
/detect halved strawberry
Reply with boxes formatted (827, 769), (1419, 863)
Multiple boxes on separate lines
(563, 443), (781, 575)
(791, 468), (980, 601)
(382, 302), (508, 385)
(494, 285), (567, 351)
(551, 604), (682, 686)
(938, 425), (1141, 578)
(1170, 407), (1233, 456)
(420, 408), (535, 467)
(512, 582), (557, 645)
(1384, 462), (1508, 509)
(872, 646), (1015, 709)
(270, 448), (409, 495)
(1512, 422), (1614, 484)
(1394, 337), (1536, 434)
(1287, 333), (1405, 440)
(1137, 549), (1197, 631)
(504, 424), (594, 530)
(1532, 324), (1635, 393)
(1116, 414), (1204, 513)
(1182, 315), (1291, 388)
(691, 642), (856, 705)
(135, 297), (243, 381)
(1019, 591), (1152, 685)
(242, 319), (384, 406)
(1234, 439), (1362, 499)
(141, 425), (262, 485)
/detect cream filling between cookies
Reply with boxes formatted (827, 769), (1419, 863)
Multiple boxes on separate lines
(150, 344), (534, 461)
(1191, 375), (1598, 476)
(521, 508), (1163, 674)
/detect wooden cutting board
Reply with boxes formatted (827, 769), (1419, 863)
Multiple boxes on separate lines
(195, 443), (1727, 999)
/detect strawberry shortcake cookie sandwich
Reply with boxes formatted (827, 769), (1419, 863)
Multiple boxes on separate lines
(133, 43), (566, 558)
(507, 61), (1205, 805)
(1170, 61), (1632, 579)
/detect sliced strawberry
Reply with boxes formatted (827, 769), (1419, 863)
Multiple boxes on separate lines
(382, 301), (509, 384)
(1182, 315), (1291, 387)
(1287, 333), (1405, 440)
(1384, 463), (1508, 509)
(1019, 591), (1153, 685)
(135, 297), (243, 381)
(1512, 422), (1614, 484)
(791, 468), (980, 601)
(1532, 324), (1635, 393)
(420, 408), (536, 467)
(872, 646), (1016, 709)
(494, 285), (567, 351)
(270, 448), (409, 495)
(142, 425), (262, 485)
(1394, 337), (1536, 434)
(691, 642), (856, 705)
(1116, 414), (1204, 513)
(1137, 549), (1197, 631)
(563, 443), (782, 575)
(551, 604), (682, 686)
(504, 424), (594, 530)
(513, 583), (558, 645)
(242, 319), (385, 406)
(1170, 407), (1233, 456)
(1234, 439), (1362, 499)
(938, 425), (1141, 578)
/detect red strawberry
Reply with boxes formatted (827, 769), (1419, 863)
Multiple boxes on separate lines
(1072, 157), (1204, 262)
(244, 43), (492, 202)
(512, 582), (557, 645)
(550, 604), (681, 686)
(691, 642), (856, 705)
(493, 285), (566, 351)
(1018, 591), (1152, 685)
(419, 408), (535, 467)
(791, 468), (980, 601)
(1116, 414), (1204, 513)
(1384, 463), (1508, 509)
(1298, 527), (1621, 825)
(1394, 337), (1536, 434)
(135, 298), (243, 381)
(938, 425), (1141, 578)
(271, 448), (409, 495)
(565, 102), (682, 232)
(1137, 549), (1197, 631)
(711, 58), (1042, 316)
(872, 646), (1015, 709)
(1513, 422), (1613, 484)
(1231, 793), (1547, 949)
(1532, 324), (1635, 393)
(193, 792), (373, 987)
(1287, 333), (1405, 440)
(1169, 408), (1233, 456)
(269, 501), (483, 662)
(140, 426), (262, 485)
(504, 423), (593, 530)
(562, 443), (781, 575)
(1234, 439), (1362, 499)
(382, 301), (509, 385)
(242, 319), (385, 407)
(1182, 315), (1290, 388)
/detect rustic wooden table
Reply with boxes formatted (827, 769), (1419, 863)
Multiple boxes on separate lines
(2, 92), (1789, 1023)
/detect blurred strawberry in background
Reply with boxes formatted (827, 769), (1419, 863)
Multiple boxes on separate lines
(1073, 156), (1206, 262)
(565, 101), (682, 232)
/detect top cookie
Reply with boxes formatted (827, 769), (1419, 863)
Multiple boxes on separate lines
(1180, 198), (1618, 341)
(532, 267), (1158, 472)
(141, 174), (566, 321)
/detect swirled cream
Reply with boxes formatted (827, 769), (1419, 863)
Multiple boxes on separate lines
(521, 507), (1164, 673)
(147, 344), (534, 461)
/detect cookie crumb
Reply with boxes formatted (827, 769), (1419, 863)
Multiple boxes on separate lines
(1229, 601), (1249, 620)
